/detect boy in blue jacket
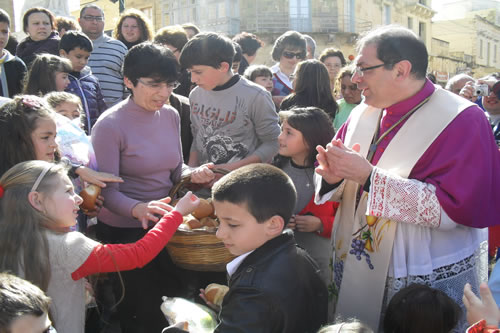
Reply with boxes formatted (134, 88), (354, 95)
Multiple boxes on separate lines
(206, 164), (328, 333)
(59, 30), (107, 134)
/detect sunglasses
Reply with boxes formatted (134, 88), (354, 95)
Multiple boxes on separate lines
(282, 51), (306, 60)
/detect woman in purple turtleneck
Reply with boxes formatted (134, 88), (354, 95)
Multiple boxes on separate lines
(91, 43), (214, 333)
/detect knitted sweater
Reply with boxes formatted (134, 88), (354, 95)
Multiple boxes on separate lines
(87, 34), (128, 107)
(91, 97), (185, 229)
(189, 76), (279, 165)
(45, 210), (183, 333)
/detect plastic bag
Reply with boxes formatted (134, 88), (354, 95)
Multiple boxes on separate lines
(160, 296), (217, 333)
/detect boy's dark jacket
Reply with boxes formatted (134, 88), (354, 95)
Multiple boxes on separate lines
(215, 230), (328, 333)
(1, 51), (26, 97)
(66, 67), (107, 134)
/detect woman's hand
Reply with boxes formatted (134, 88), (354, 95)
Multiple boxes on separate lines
(294, 215), (322, 233)
(82, 194), (104, 217)
(132, 197), (173, 229)
(463, 282), (500, 326)
(190, 163), (216, 184)
(76, 166), (124, 188)
(173, 191), (200, 216)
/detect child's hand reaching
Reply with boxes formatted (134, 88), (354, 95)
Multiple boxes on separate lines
(199, 288), (221, 312)
(173, 191), (200, 216)
(294, 215), (322, 233)
(463, 282), (500, 326)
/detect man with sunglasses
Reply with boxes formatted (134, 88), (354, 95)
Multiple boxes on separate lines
(314, 25), (500, 332)
(270, 31), (307, 108)
(79, 4), (128, 107)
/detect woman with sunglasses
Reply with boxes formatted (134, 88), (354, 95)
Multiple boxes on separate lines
(270, 31), (307, 108)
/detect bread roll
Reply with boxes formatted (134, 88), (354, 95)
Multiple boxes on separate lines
(200, 217), (219, 228)
(184, 215), (203, 229)
(204, 283), (229, 307)
(79, 184), (101, 210)
(191, 198), (214, 219)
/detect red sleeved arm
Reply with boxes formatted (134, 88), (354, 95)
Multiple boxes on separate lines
(71, 211), (183, 280)
(299, 196), (339, 238)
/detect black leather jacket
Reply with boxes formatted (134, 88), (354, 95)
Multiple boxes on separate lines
(215, 231), (328, 333)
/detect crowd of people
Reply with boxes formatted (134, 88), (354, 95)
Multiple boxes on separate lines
(0, 4), (500, 333)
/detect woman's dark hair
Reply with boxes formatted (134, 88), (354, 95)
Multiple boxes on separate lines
(233, 32), (263, 56)
(23, 54), (72, 96)
(274, 107), (334, 168)
(384, 284), (461, 333)
(319, 48), (347, 66)
(280, 60), (338, 120)
(113, 8), (153, 46)
(23, 7), (56, 33)
(55, 16), (79, 34)
(123, 42), (179, 86)
(271, 31), (306, 62)
(154, 25), (188, 51)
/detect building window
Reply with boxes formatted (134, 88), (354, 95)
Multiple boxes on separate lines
(142, 7), (153, 21)
(408, 17), (413, 30)
(479, 39), (483, 59)
(418, 21), (426, 41)
(290, 0), (312, 32)
(383, 4), (391, 25)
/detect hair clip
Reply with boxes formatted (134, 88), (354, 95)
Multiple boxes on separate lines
(0, 184), (4, 198)
(21, 96), (43, 109)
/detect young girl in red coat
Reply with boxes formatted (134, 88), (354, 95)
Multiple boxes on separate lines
(273, 106), (339, 284)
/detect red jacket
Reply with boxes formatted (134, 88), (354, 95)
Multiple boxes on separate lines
(298, 195), (339, 238)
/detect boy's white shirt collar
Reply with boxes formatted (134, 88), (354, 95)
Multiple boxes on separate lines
(226, 250), (254, 277)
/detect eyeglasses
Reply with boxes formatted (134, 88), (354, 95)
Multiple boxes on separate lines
(138, 79), (180, 90)
(82, 15), (104, 22)
(282, 51), (306, 60)
(353, 63), (386, 77)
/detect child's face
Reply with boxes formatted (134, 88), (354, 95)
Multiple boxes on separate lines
(8, 312), (52, 333)
(41, 175), (82, 232)
(231, 61), (240, 73)
(54, 101), (81, 120)
(31, 117), (57, 162)
(0, 21), (10, 54)
(214, 200), (274, 256)
(254, 75), (273, 92)
(60, 47), (90, 72)
(189, 64), (230, 91)
(26, 12), (51, 42)
(55, 72), (70, 91)
(278, 120), (309, 165)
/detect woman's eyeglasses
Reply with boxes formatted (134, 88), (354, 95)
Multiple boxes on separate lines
(282, 51), (306, 60)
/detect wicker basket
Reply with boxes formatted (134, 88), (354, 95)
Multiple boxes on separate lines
(166, 168), (235, 272)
